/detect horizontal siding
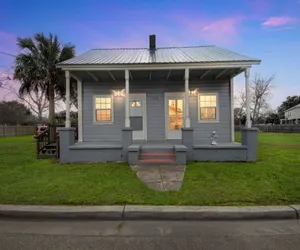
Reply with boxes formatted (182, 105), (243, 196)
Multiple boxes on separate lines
(189, 81), (230, 144)
(83, 80), (231, 143)
(83, 82), (125, 142)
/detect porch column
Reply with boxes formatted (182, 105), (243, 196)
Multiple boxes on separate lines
(77, 79), (83, 141)
(184, 68), (190, 128)
(125, 69), (130, 127)
(65, 70), (71, 128)
(230, 78), (234, 142)
(245, 67), (251, 128)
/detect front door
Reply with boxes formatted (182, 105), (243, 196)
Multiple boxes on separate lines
(129, 93), (147, 141)
(165, 93), (184, 139)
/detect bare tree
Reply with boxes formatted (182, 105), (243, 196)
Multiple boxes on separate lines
(0, 73), (61, 122)
(250, 74), (274, 125)
(235, 74), (274, 125)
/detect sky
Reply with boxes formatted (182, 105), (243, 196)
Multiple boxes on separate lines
(0, 0), (300, 108)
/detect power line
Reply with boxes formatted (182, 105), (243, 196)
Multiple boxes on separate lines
(0, 51), (16, 57)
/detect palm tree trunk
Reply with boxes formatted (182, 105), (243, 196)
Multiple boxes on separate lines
(48, 81), (56, 142)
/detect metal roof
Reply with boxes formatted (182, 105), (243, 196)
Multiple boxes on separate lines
(58, 46), (260, 65)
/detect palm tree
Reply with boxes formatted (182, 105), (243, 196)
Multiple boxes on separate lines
(14, 33), (75, 126)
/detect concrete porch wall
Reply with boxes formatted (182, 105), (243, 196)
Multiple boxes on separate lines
(58, 128), (258, 163)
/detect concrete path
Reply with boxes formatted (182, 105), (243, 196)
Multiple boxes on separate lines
(130, 165), (185, 191)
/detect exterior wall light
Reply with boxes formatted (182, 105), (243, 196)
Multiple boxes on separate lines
(112, 89), (125, 97)
(189, 88), (199, 96)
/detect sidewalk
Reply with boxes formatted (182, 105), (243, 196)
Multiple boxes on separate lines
(0, 205), (299, 221)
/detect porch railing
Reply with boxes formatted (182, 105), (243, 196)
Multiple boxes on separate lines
(35, 127), (51, 158)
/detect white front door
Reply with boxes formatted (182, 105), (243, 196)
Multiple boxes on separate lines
(165, 93), (184, 140)
(129, 93), (147, 141)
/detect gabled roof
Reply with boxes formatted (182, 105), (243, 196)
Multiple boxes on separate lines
(285, 104), (300, 112)
(58, 46), (260, 66)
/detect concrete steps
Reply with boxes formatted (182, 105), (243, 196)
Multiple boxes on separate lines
(128, 143), (187, 165)
(138, 146), (176, 164)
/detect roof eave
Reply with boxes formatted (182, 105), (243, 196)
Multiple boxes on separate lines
(56, 60), (261, 70)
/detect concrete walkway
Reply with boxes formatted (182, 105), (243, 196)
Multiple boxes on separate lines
(130, 165), (185, 191)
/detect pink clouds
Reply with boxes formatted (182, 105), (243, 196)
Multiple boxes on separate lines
(262, 16), (297, 27)
(200, 17), (242, 44)
(175, 14), (245, 45)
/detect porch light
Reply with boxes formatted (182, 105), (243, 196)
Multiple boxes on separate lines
(112, 89), (125, 97)
(189, 88), (199, 96)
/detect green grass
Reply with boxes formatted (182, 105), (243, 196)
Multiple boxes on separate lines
(0, 133), (300, 206)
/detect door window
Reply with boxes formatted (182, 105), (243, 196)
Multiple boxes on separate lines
(168, 99), (183, 130)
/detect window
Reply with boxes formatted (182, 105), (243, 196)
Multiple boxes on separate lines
(94, 96), (113, 123)
(198, 94), (218, 122)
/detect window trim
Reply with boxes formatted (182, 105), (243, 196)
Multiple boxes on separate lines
(93, 95), (114, 124)
(198, 92), (219, 123)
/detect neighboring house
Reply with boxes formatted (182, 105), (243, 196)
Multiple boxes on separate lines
(56, 35), (261, 164)
(281, 104), (300, 124)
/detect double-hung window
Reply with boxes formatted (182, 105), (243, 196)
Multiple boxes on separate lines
(94, 96), (113, 123)
(198, 93), (218, 122)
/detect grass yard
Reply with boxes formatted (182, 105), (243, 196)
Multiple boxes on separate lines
(0, 133), (300, 206)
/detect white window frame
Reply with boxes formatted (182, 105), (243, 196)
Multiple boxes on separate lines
(93, 95), (114, 124)
(198, 93), (219, 123)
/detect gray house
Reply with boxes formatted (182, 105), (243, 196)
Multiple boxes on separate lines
(57, 35), (261, 164)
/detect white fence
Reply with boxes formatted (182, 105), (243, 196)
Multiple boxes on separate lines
(0, 125), (36, 137)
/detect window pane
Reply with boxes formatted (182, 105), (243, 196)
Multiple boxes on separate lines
(169, 100), (183, 115)
(168, 116), (183, 130)
(200, 107), (216, 120)
(199, 95), (217, 107)
(96, 109), (111, 121)
(131, 100), (141, 107)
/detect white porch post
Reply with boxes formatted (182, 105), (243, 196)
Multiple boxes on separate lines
(230, 77), (234, 142)
(77, 79), (83, 141)
(65, 70), (71, 128)
(245, 67), (251, 128)
(125, 69), (130, 128)
(184, 68), (190, 128)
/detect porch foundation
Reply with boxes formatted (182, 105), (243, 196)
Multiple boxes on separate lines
(58, 127), (76, 163)
(241, 128), (258, 161)
(181, 128), (194, 161)
(122, 128), (133, 161)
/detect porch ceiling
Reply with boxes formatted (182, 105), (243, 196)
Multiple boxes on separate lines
(70, 68), (245, 82)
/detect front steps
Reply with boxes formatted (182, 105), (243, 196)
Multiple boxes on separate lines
(38, 143), (58, 159)
(128, 143), (187, 165)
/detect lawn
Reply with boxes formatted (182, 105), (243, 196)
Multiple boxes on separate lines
(0, 133), (300, 206)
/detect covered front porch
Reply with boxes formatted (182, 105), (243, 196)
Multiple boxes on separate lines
(63, 65), (253, 141)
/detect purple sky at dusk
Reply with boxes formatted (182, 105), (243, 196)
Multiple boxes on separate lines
(0, 0), (300, 108)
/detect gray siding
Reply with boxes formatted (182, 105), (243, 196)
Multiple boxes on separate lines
(83, 82), (125, 142)
(190, 81), (231, 144)
(82, 80), (231, 143)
